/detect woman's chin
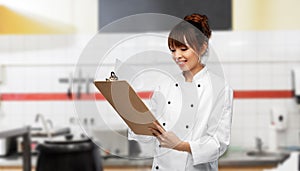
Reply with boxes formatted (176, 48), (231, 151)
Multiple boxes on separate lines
(179, 67), (190, 72)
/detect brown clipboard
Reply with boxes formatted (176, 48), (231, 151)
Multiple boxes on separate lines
(94, 78), (164, 136)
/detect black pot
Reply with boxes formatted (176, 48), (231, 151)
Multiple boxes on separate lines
(36, 137), (102, 171)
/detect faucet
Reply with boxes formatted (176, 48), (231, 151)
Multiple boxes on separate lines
(255, 137), (263, 153)
(35, 113), (52, 138)
(46, 119), (54, 129)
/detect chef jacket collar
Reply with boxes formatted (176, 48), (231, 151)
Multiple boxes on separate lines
(179, 66), (208, 83)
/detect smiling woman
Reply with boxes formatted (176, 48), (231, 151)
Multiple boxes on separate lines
(128, 14), (234, 171)
(168, 14), (211, 81)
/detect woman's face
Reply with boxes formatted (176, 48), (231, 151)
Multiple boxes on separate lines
(170, 45), (202, 74)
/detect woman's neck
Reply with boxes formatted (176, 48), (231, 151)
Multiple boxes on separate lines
(183, 64), (204, 82)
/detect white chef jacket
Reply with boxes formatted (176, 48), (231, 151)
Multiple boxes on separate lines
(128, 67), (233, 171)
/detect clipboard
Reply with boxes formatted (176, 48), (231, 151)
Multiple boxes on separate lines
(94, 72), (164, 136)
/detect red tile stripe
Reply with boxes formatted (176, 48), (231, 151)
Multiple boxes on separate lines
(0, 92), (152, 101)
(234, 90), (293, 99)
(0, 90), (293, 101)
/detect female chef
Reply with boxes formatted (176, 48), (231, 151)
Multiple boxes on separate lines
(129, 13), (233, 171)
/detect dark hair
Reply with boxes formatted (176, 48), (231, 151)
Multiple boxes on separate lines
(168, 13), (211, 53)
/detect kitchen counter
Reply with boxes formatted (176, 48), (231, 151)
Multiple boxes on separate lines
(219, 150), (290, 167)
(101, 150), (290, 168)
(0, 127), (30, 138)
(0, 149), (290, 168)
(102, 157), (153, 168)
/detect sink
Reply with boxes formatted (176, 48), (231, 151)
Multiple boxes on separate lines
(246, 151), (287, 158)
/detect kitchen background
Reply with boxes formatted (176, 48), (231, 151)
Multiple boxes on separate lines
(0, 0), (300, 168)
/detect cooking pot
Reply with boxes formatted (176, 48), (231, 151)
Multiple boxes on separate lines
(36, 135), (102, 171)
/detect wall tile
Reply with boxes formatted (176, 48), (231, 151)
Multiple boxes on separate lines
(242, 129), (257, 148)
(1, 31), (300, 149)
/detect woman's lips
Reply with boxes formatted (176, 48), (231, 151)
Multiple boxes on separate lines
(176, 58), (187, 66)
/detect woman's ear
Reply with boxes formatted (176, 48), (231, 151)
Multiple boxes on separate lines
(200, 43), (208, 56)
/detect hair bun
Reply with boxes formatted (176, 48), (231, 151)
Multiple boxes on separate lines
(184, 13), (207, 23)
(184, 13), (211, 39)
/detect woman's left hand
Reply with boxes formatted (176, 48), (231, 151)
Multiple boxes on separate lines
(149, 122), (182, 149)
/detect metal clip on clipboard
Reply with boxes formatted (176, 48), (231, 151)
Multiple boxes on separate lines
(106, 72), (118, 81)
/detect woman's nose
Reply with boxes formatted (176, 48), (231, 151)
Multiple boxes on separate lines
(174, 57), (184, 62)
(174, 50), (182, 58)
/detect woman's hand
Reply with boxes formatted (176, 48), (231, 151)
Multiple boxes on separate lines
(149, 122), (191, 152)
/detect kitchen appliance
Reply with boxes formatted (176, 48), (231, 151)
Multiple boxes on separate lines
(0, 136), (17, 156)
(0, 126), (31, 171)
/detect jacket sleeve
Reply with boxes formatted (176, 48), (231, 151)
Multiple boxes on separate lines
(189, 83), (233, 165)
(128, 128), (154, 142)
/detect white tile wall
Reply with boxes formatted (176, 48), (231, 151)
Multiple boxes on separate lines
(0, 31), (300, 149)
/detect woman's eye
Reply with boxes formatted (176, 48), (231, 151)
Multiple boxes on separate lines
(170, 49), (175, 52)
(181, 48), (187, 51)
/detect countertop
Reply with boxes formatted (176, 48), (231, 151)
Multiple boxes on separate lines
(0, 126), (30, 138)
(218, 150), (290, 167)
(0, 149), (291, 168)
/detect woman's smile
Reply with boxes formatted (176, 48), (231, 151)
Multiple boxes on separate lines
(170, 45), (202, 75)
(175, 57), (188, 67)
